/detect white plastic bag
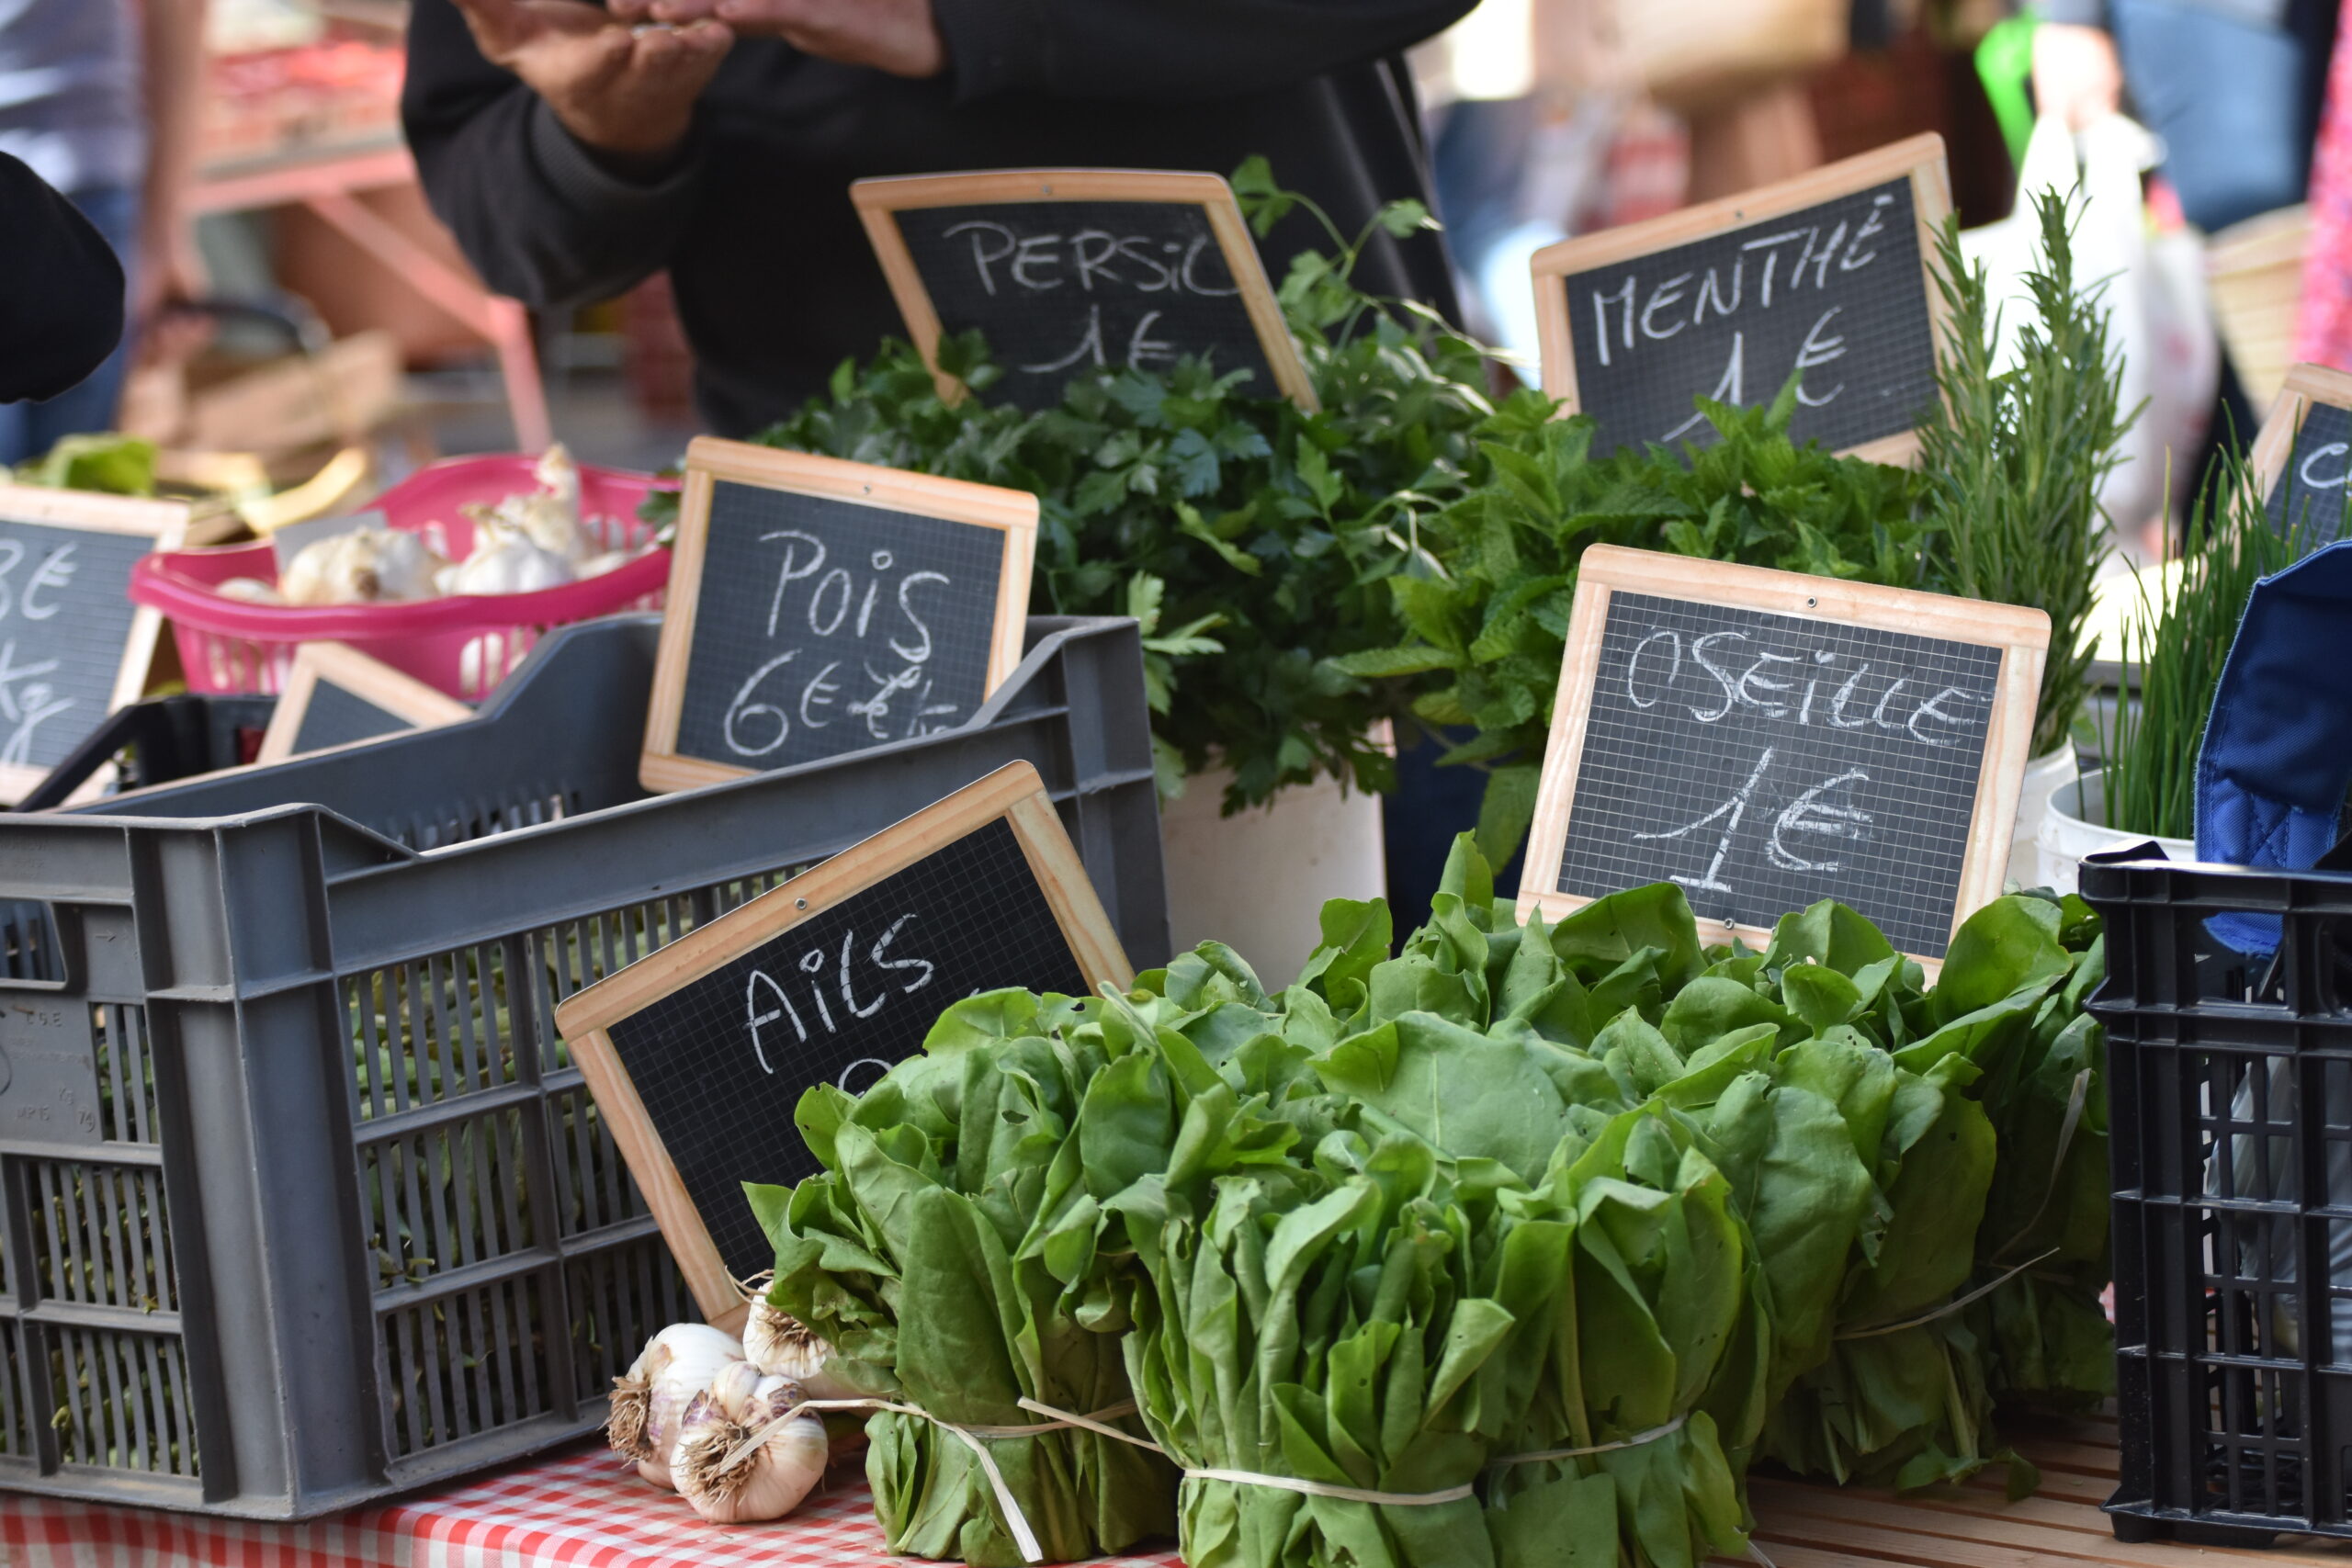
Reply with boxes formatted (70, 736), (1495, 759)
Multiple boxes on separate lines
(1960, 113), (2219, 534)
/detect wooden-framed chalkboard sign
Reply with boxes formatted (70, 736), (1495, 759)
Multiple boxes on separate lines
(551, 761), (1131, 1325)
(1530, 134), (1952, 465)
(254, 641), (471, 763)
(1519, 546), (2047, 967)
(0, 483), (189, 804)
(852, 168), (1317, 413)
(639, 436), (1038, 794)
(2250, 362), (2352, 542)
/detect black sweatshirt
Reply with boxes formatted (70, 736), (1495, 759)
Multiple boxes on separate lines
(401, 0), (1474, 435)
(0, 152), (124, 405)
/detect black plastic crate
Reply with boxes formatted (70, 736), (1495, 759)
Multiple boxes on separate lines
(2085, 848), (2352, 1547)
(11, 694), (277, 813)
(0, 613), (1163, 1517)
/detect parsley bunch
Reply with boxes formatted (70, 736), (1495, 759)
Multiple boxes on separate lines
(731, 161), (1497, 809)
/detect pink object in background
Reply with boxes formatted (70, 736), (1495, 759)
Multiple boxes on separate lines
(2296, 0), (2352, 370)
(129, 456), (673, 703)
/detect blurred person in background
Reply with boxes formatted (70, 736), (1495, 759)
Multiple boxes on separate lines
(2031, 0), (2339, 453)
(2030, 0), (2336, 235)
(0, 0), (209, 464)
(403, 0), (1475, 435)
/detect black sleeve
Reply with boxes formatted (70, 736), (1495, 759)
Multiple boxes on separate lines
(0, 152), (123, 404)
(933, 0), (1479, 104)
(401, 0), (705, 310)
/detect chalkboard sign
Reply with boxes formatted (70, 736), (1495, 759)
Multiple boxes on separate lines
(0, 484), (188, 804)
(551, 761), (1131, 1324)
(254, 641), (471, 763)
(2252, 362), (2352, 543)
(1531, 135), (1951, 464)
(853, 169), (1316, 413)
(1518, 547), (2047, 964)
(640, 437), (1038, 794)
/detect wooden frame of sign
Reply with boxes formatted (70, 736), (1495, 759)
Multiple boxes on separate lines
(0, 484), (190, 804)
(1529, 133), (1953, 466)
(550, 761), (1131, 1327)
(254, 641), (472, 763)
(2247, 362), (2352, 502)
(1518, 546), (2048, 972)
(851, 167), (1318, 412)
(639, 436), (1039, 793)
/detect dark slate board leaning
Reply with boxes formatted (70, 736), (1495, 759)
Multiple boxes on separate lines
(1562, 177), (1933, 457)
(291, 679), (412, 753)
(0, 517), (154, 775)
(888, 198), (1283, 412)
(2267, 399), (2352, 542)
(599, 815), (1087, 1280)
(1555, 591), (2003, 958)
(673, 482), (1010, 773)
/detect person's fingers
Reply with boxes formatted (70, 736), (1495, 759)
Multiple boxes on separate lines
(605, 0), (661, 18)
(447, 0), (537, 53)
(642, 0), (728, 22)
(628, 17), (732, 81)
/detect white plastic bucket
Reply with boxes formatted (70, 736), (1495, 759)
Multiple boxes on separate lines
(2034, 770), (2196, 895)
(1159, 768), (1386, 990)
(2007, 746), (2081, 889)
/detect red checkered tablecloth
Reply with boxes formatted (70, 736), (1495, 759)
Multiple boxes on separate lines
(0, 1444), (1188, 1568)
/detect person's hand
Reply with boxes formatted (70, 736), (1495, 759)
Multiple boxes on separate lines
(132, 222), (211, 365)
(2031, 21), (2124, 130)
(610, 0), (943, 78)
(452, 0), (733, 162)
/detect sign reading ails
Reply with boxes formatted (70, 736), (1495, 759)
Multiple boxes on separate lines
(552, 761), (1131, 1326)
(640, 436), (1037, 793)
(254, 641), (471, 763)
(1520, 546), (2046, 966)
(1531, 134), (1951, 464)
(0, 483), (188, 803)
(2250, 362), (2352, 542)
(853, 168), (1316, 413)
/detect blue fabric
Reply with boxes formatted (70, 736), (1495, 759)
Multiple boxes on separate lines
(0, 0), (142, 197)
(2110, 0), (2335, 232)
(0, 180), (133, 464)
(2195, 540), (2352, 953)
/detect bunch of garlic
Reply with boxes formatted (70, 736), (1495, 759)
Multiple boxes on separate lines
(280, 526), (445, 605)
(438, 517), (575, 596)
(673, 1361), (829, 1524)
(607, 1323), (741, 1489)
(741, 1292), (859, 1400)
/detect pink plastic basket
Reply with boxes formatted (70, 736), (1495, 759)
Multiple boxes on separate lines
(131, 454), (675, 701)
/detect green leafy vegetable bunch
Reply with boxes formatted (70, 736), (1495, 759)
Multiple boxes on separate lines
(749, 992), (1183, 1565)
(727, 161), (1498, 807)
(1330, 389), (1930, 861)
(747, 834), (2113, 1566)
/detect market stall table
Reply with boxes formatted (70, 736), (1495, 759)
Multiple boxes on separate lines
(0, 1414), (2296, 1568)
(0, 1446), (1186, 1568)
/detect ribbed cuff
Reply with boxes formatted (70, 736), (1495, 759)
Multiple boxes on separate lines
(2032, 0), (2107, 27)
(526, 99), (703, 218)
(930, 0), (1052, 101)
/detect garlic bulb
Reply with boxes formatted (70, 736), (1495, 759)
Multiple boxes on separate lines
(742, 1299), (859, 1400)
(444, 519), (574, 596)
(673, 1371), (828, 1524)
(535, 441), (582, 525)
(607, 1324), (742, 1490)
(280, 527), (444, 605)
(577, 547), (642, 580)
(216, 576), (284, 604)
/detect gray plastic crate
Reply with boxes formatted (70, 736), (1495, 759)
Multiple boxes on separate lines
(0, 614), (1163, 1518)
